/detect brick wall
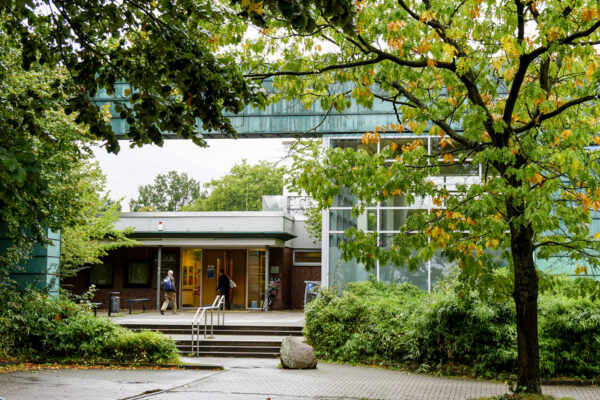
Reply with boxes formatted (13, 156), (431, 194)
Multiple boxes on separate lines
(62, 246), (180, 312)
(290, 266), (321, 309)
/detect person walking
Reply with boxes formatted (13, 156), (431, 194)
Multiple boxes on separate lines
(160, 270), (177, 315)
(217, 269), (231, 310)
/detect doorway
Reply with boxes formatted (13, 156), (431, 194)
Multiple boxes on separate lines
(201, 250), (246, 308)
(181, 249), (202, 307)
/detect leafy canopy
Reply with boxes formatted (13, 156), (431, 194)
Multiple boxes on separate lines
(239, 0), (600, 291)
(60, 162), (137, 278)
(185, 160), (284, 211)
(130, 171), (203, 212)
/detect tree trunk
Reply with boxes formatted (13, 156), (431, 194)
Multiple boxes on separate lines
(508, 203), (542, 394)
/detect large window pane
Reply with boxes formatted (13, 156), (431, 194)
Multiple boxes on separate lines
(329, 209), (356, 231)
(127, 261), (151, 286)
(438, 162), (479, 176)
(381, 137), (425, 159)
(90, 262), (112, 287)
(331, 138), (377, 154)
(332, 187), (358, 207)
(329, 234), (370, 287)
(380, 209), (425, 231)
(379, 233), (428, 290)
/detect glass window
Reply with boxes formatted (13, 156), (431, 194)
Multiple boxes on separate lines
(381, 137), (425, 159)
(294, 251), (322, 265)
(127, 261), (151, 287)
(379, 233), (428, 290)
(430, 138), (472, 157)
(332, 187), (358, 207)
(90, 262), (112, 287)
(331, 138), (377, 154)
(380, 209), (425, 231)
(438, 162), (479, 176)
(329, 234), (371, 287)
(329, 209), (357, 231)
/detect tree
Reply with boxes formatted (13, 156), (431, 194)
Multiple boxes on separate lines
(0, 1), (264, 268)
(239, 0), (600, 393)
(0, 27), (95, 274)
(60, 162), (137, 278)
(130, 171), (203, 212)
(185, 160), (284, 211)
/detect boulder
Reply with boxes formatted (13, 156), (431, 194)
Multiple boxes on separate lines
(280, 336), (317, 369)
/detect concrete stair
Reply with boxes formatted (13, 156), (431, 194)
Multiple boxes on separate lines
(119, 323), (303, 358)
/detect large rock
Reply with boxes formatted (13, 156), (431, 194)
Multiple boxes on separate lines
(280, 336), (317, 369)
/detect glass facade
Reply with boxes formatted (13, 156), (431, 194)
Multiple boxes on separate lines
(324, 135), (482, 291)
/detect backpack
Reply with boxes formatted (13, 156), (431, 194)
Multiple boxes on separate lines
(162, 277), (174, 291)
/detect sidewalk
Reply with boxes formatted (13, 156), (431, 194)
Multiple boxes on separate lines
(1, 357), (598, 400)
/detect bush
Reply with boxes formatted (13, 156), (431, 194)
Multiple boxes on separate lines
(0, 290), (178, 364)
(107, 329), (179, 364)
(305, 276), (600, 378)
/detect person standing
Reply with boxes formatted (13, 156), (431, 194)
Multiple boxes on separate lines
(160, 270), (177, 315)
(217, 269), (231, 310)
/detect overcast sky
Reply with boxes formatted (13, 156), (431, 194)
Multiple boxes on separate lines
(92, 139), (289, 211)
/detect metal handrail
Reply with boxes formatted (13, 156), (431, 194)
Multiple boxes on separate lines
(191, 295), (225, 355)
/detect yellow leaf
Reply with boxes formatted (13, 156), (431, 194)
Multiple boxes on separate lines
(241, 0), (250, 6)
(593, 135), (600, 145)
(433, 197), (442, 207)
(124, 88), (131, 96)
(561, 129), (573, 140)
(315, 44), (322, 52)
(390, 142), (398, 151)
(427, 59), (437, 68)
(527, 173), (545, 185)
(470, 7), (480, 19)
(504, 68), (515, 82)
(419, 11), (433, 23)
(594, 232), (600, 239)
(442, 153), (454, 164)
(407, 120), (418, 132)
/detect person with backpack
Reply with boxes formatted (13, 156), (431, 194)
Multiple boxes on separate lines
(160, 270), (177, 315)
(217, 269), (231, 310)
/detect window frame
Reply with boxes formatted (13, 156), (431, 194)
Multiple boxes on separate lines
(124, 259), (152, 288)
(293, 250), (322, 266)
(88, 261), (114, 288)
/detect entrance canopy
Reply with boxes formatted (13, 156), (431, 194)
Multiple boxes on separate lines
(94, 82), (400, 139)
(115, 211), (296, 247)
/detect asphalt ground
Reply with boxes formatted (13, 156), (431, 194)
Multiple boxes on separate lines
(0, 358), (599, 400)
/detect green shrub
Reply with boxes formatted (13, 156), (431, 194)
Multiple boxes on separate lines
(305, 275), (600, 378)
(107, 329), (179, 364)
(0, 290), (178, 364)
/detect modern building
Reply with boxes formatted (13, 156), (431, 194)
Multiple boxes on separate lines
(63, 206), (321, 311)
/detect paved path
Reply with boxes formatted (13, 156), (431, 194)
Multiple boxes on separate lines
(0, 358), (598, 400)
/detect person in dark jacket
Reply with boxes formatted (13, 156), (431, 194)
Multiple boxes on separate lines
(217, 269), (231, 310)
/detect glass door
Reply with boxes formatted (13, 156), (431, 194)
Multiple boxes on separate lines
(181, 249), (202, 307)
(247, 249), (265, 309)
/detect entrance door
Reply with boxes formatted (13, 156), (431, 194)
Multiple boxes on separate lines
(201, 250), (247, 308)
(201, 250), (224, 306)
(181, 249), (202, 307)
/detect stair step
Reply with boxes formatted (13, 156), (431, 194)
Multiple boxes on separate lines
(188, 351), (279, 358)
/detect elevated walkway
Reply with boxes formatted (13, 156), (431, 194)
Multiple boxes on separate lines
(111, 311), (304, 358)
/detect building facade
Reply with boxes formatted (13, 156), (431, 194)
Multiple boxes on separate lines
(63, 210), (321, 311)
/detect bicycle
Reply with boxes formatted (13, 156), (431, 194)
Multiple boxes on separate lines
(262, 283), (279, 311)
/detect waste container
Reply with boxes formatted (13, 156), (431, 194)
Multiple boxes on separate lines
(109, 292), (120, 316)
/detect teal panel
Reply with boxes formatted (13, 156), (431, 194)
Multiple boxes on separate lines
(1, 223), (60, 296)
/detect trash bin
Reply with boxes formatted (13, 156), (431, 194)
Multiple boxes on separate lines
(109, 292), (120, 316)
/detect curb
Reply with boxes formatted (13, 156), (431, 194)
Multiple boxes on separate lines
(541, 379), (598, 386)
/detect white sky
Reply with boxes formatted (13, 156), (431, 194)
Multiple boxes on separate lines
(93, 139), (289, 211)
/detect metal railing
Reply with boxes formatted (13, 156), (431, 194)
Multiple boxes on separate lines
(191, 295), (225, 355)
